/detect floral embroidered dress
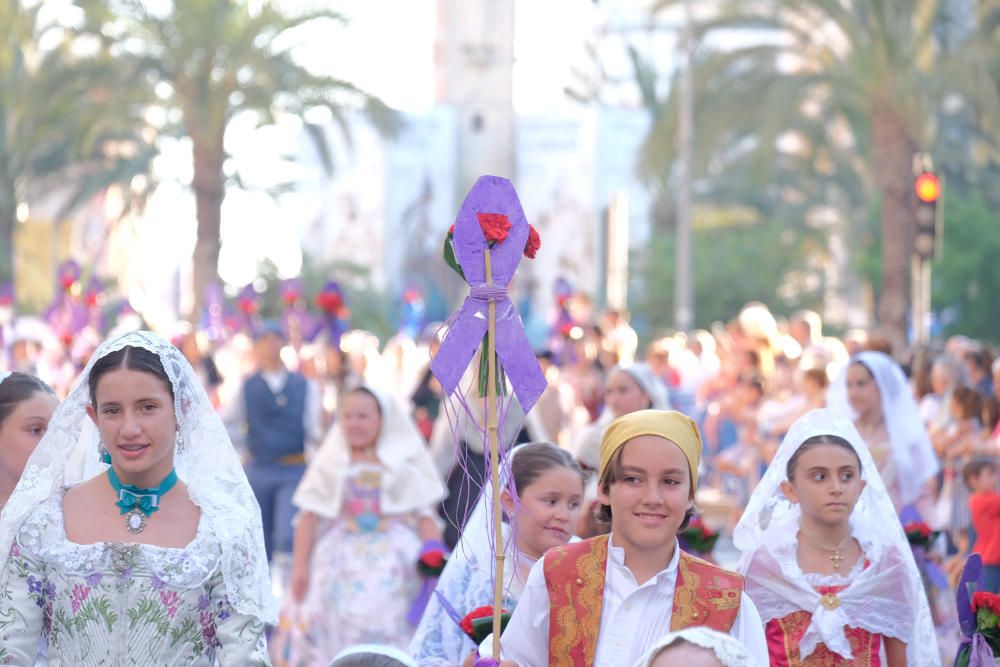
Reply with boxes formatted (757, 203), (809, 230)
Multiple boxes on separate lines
(0, 491), (270, 666)
(271, 463), (424, 666)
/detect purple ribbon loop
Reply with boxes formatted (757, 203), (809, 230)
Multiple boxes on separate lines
(958, 633), (996, 667)
(431, 176), (547, 413)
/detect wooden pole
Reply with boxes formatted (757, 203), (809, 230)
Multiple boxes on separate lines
(484, 247), (505, 659)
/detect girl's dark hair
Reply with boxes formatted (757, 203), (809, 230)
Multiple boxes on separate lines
(0, 373), (56, 427)
(88, 346), (173, 407)
(594, 444), (695, 529)
(345, 386), (382, 417)
(511, 442), (585, 496)
(786, 434), (862, 480)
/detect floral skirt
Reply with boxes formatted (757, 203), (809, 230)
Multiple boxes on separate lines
(270, 520), (422, 667)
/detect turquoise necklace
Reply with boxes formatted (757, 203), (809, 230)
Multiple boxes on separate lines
(107, 467), (179, 534)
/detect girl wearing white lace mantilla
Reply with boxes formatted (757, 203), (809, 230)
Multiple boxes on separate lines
(0, 331), (276, 665)
(734, 408), (939, 666)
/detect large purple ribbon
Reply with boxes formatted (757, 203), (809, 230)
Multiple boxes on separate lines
(958, 554), (985, 636)
(431, 176), (547, 413)
(958, 634), (996, 667)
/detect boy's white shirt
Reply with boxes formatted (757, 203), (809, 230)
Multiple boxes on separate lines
(497, 536), (769, 667)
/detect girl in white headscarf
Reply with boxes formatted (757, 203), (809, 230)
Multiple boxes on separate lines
(827, 351), (939, 514)
(0, 331), (275, 665)
(734, 408), (939, 666)
(272, 386), (447, 665)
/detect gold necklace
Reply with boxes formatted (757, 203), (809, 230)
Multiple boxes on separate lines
(801, 530), (852, 571)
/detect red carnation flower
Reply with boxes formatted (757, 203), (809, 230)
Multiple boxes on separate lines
(237, 299), (257, 315)
(460, 606), (495, 638)
(420, 550), (445, 569)
(524, 224), (541, 258)
(315, 292), (343, 315)
(85, 293), (100, 308)
(59, 275), (76, 291)
(972, 591), (1000, 616)
(476, 212), (511, 244)
(448, 224), (455, 235)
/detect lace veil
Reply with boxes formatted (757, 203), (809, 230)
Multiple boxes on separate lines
(0, 330), (277, 624)
(732, 408), (938, 665)
(826, 351), (939, 507)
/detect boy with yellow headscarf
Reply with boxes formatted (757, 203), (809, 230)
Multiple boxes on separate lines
(498, 410), (768, 666)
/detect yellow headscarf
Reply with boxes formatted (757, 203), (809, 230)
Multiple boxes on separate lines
(599, 409), (703, 492)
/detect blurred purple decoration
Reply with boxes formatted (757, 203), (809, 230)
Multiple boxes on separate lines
(280, 278), (309, 344)
(200, 283), (227, 342)
(84, 277), (105, 333)
(312, 280), (348, 346)
(56, 260), (81, 293)
(430, 176), (546, 413)
(958, 554), (984, 637)
(399, 286), (426, 338)
(236, 283), (260, 335)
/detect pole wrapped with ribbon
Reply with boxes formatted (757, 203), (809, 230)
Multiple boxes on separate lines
(430, 175), (545, 665)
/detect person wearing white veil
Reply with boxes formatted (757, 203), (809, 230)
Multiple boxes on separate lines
(409, 442), (585, 667)
(271, 385), (446, 664)
(573, 363), (670, 473)
(827, 351), (939, 515)
(734, 408), (939, 666)
(0, 330), (275, 665)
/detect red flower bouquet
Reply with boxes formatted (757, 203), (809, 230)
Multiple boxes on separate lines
(524, 224), (541, 258)
(417, 547), (448, 578)
(460, 605), (512, 645)
(956, 591), (1000, 666)
(904, 521), (937, 549)
(679, 517), (719, 555)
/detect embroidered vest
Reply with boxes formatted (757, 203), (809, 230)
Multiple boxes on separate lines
(543, 533), (744, 666)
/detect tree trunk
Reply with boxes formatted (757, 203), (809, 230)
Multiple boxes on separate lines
(871, 106), (918, 355)
(188, 135), (225, 322)
(0, 176), (16, 289)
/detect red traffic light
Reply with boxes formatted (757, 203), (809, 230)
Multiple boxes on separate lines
(915, 172), (941, 203)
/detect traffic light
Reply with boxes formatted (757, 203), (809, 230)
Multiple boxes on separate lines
(913, 171), (941, 261)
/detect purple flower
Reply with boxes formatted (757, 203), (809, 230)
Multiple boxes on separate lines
(70, 584), (91, 614)
(27, 576), (41, 594)
(85, 573), (103, 586)
(198, 594), (210, 611)
(200, 610), (217, 646)
(43, 582), (56, 598)
(150, 574), (165, 591)
(216, 597), (231, 621)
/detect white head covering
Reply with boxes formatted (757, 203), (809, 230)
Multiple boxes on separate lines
(612, 363), (670, 412)
(0, 330), (277, 623)
(733, 408), (939, 666)
(827, 351), (939, 507)
(330, 643), (418, 667)
(574, 363), (670, 471)
(293, 385), (446, 519)
(633, 627), (752, 667)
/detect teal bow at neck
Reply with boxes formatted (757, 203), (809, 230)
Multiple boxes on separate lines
(107, 467), (179, 517)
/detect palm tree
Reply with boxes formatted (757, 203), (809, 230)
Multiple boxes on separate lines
(642, 0), (997, 349)
(0, 1), (155, 293)
(79, 0), (397, 320)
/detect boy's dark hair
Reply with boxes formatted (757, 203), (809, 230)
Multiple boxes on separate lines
(786, 434), (862, 481)
(963, 458), (998, 488)
(594, 444), (695, 529)
(88, 346), (173, 408)
(0, 372), (56, 427)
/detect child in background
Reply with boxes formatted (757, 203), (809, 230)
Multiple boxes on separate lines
(634, 628), (753, 667)
(964, 458), (1000, 594)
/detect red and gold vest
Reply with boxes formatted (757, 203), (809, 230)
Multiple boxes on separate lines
(543, 534), (744, 666)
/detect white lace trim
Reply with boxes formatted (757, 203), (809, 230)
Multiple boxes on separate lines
(15, 491), (221, 587)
